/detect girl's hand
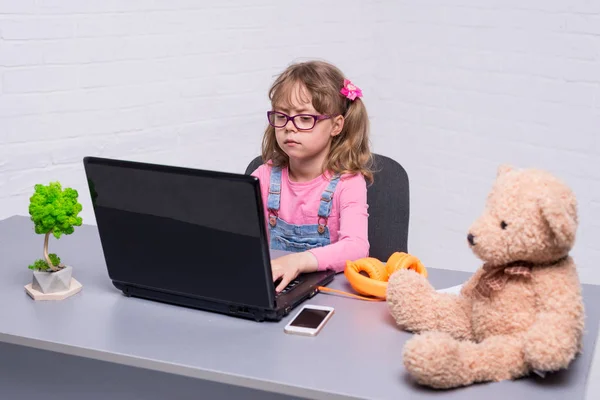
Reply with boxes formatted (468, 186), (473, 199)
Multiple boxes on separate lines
(271, 251), (318, 292)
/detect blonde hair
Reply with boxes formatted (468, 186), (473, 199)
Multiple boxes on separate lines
(260, 60), (374, 184)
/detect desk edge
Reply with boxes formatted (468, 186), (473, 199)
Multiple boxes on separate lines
(0, 332), (364, 400)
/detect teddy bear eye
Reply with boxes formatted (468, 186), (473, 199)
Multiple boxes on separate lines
(500, 220), (508, 229)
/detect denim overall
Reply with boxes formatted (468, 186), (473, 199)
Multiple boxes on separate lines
(267, 167), (341, 252)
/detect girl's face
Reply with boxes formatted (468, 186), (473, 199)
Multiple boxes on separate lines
(272, 82), (343, 164)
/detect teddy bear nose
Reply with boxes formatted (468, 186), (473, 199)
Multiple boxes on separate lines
(467, 233), (475, 246)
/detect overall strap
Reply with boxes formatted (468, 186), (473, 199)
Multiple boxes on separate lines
(317, 174), (341, 218)
(317, 174), (341, 233)
(267, 166), (282, 226)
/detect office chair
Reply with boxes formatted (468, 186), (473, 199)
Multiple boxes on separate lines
(245, 154), (410, 261)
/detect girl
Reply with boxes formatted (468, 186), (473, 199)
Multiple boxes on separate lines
(251, 60), (373, 292)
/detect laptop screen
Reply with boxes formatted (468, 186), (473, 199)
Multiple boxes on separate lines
(83, 157), (275, 308)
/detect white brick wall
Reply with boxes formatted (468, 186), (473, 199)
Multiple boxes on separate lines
(0, 0), (598, 287)
(371, 0), (600, 287)
(0, 1), (377, 227)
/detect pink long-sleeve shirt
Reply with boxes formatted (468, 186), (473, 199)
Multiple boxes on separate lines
(252, 162), (369, 272)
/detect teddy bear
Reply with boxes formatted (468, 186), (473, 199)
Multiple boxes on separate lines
(386, 164), (585, 389)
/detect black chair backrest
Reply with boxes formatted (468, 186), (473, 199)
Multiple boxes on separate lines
(245, 156), (265, 177)
(244, 154), (409, 260)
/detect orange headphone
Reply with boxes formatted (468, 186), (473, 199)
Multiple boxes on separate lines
(318, 252), (427, 301)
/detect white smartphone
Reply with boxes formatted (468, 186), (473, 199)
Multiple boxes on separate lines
(283, 304), (334, 336)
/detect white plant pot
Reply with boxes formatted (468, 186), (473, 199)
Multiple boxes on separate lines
(32, 266), (73, 294)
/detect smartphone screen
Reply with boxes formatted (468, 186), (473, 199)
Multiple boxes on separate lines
(289, 307), (332, 329)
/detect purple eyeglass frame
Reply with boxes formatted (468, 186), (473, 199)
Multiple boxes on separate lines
(267, 111), (334, 131)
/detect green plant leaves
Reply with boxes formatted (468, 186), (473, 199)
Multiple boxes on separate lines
(29, 182), (83, 238)
(28, 253), (61, 271)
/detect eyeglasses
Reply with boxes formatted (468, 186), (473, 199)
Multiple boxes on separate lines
(267, 111), (334, 131)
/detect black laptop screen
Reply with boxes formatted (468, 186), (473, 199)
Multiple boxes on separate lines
(83, 157), (274, 308)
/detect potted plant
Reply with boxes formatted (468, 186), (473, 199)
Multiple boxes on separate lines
(25, 182), (83, 300)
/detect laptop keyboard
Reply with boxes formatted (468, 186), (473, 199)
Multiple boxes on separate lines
(275, 279), (301, 297)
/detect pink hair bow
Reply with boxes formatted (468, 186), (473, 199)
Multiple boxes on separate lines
(340, 79), (363, 101)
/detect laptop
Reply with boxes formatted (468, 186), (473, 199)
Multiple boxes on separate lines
(82, 156), (335, 322)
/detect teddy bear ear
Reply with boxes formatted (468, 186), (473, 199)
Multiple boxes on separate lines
(538, 195), (578, 251)
(497, 164), (514, 177)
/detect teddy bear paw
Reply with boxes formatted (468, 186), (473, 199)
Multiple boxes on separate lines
(524, 335), (577, 372)
(403, 331), (473, 389)
(387, 269), (435, 331)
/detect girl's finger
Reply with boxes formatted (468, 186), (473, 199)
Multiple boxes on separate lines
(276, 274), (292, 293)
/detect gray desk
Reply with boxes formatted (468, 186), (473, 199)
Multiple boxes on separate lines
(0, 215), (599, 400)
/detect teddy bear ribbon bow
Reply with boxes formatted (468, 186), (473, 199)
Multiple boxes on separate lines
(475, 262), (533, 298)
